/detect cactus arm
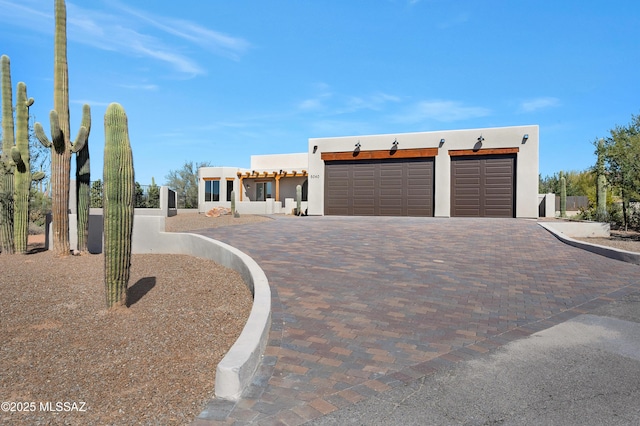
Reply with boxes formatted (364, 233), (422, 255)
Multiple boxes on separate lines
(71, 104), (91, 153)
(34, 122), (52, 148)
(32, 171), (46, 182)
(10, 147), (23, 168)
(71, 126), (88, 153)
(49, 110), (66, 153)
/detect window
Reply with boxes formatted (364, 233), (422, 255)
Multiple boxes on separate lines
(226, 180), (234, 202)
(256, 181), (273, 201)
(205, 180), (220, 202)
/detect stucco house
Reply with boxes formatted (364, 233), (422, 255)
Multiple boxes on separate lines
(198, 153), (309, 215)
(198, 124), (539, 218)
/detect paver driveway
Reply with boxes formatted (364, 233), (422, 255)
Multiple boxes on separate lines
(193, 216), (639, 425)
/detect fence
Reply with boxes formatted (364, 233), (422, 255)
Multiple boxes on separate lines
(89, 181), (162, 208)
(555, 195), (589, 211)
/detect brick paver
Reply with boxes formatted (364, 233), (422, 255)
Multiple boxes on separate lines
(193, 216), (640, 424)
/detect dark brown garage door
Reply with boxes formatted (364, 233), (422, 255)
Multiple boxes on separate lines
(325, 158), (434, 216)
(451, 155), (515, 217)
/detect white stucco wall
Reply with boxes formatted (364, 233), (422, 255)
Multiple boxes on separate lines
(308, 125), (539, 218)
(198, 167), (242, 213)
(250, 153), (308, 171)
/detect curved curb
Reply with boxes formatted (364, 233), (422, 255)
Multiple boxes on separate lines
(538, 222), (640, 265)
(131, 224), (271, 401)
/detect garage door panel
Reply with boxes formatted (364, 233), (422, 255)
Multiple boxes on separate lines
(325, 158), (433, 216)
(451, 155), (515, 217)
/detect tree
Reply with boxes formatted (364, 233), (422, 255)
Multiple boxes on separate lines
(90, 179), (102, 208)
(539, 170), (594, 197)
(165, 161), (211, 208)
(134, 182), (145, 208)
(597, 114), (640, 230)
(147, 177), (160, 208)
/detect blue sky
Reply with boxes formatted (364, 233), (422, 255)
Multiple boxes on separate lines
(1, 0), (639, 186)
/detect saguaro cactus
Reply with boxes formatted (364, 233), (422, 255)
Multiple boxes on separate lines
(595, 139), (607, 221)
(0, 55), (15, 254)
(35, 0), (91, 256)
(103, 103), (134, 309)
(559, 171), (567, 218)
(230, 189), (240, 218)
(12, 81), (44, 253)
(296, 184), (302, 216)
(76, 134), (90, 253)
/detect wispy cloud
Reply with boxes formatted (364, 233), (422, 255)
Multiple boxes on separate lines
(107, 1), (251, 60)
(393, 100), (491, 123)
(297, 84), (401, 115)
(519, 97), (561, 113)
(118, 83), (159, 91)
(0, 1), (250, 77)
(437, 12), (471, 29)
(71, 99), (111, 107)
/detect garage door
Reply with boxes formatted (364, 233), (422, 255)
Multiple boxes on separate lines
(324, 158), (434, 216)
(451, 155), (515, 217)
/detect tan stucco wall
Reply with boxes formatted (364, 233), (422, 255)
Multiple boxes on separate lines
(308, 125), (539, 218)
(250, 153), (308, 171)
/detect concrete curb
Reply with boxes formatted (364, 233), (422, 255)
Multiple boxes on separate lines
(130, 217), (272, 401)
(538, 222), (640, 265)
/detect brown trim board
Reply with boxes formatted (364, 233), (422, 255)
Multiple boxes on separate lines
(321, 148), (438, 161)
(448, 147), (519, 156)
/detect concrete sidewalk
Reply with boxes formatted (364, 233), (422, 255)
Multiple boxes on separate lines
(193, 216), (640, 425)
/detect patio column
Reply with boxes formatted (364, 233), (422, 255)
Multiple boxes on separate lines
(237, 173), (244, 201)
(275, 174), (282, 201)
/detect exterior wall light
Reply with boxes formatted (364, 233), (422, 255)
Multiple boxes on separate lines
(522, 134), (529, 144)
(392, 139), (399, 147)
(477, 135), (485, 142)
(313, 145), (318, 153)
(440, 138), (445, 144)
(355, 142), (361, 149)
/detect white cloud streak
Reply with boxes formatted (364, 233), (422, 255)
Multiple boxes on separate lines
(394, 100), (491, 123)
(0, 0), (250, 77)
(519, 97), (561, 113)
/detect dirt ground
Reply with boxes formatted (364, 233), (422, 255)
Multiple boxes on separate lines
(0, 214), (270, 425)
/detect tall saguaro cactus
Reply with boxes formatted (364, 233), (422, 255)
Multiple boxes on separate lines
(559, 171), (567, 218)
(35, 0), (91, 256)
(595, 139), (607, 221)
(103, 103), (134, 309)
(0, 55), (15, 254)
(12, 82), (45, 253)
(76, 134), (90, 253)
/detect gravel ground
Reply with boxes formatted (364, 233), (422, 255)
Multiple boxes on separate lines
(0, 213), (270, 425)
(575, 230), (640, 253)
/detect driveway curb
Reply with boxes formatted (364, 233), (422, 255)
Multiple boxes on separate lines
(538, 222), (640, 265)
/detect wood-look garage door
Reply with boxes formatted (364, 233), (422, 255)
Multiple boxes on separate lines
(324, 158), (434, 216)
(451, 154), (515, 217)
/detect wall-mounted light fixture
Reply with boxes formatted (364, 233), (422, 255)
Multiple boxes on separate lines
(392, 139), (399, 147)
(355, 141), (361, 149)
(522, 134), (529, 144)
(313, 145), (318, 153)
(440, 138), (445, 144)
(477, 135), (485, 142)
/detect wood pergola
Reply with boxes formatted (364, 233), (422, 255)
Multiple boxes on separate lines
(236, 170), (308, 201)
